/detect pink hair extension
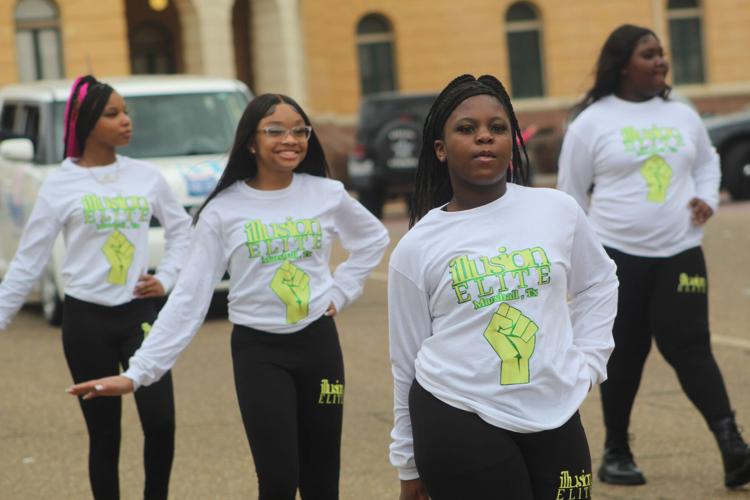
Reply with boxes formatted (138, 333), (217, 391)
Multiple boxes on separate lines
(63, 77), (91, 158)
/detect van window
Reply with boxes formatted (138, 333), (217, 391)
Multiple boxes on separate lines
(21, 104), (41, 161)
(0, 104), (18, 140)
(53, 91), (248, 161)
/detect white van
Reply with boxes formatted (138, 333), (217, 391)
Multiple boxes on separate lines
(0, 75), (251, 324)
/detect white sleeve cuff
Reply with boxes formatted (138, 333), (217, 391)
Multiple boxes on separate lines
(398, 466), (420, 481)
(121, 370), (142, 391)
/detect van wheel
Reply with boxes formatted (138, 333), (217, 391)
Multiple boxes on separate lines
(358, 188), (385, 219)
(41, 271), (63, 326)
(724, 141), (750, 200)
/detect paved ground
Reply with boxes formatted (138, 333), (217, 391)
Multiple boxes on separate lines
(1, 198), (749, 499)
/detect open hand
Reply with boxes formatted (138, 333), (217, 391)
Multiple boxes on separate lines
(67, 375), (134, 400)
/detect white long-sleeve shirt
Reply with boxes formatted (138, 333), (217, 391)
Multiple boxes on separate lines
(388, 184), (618, 480)
(557, 95), (721, 257)
(123, 173), (390, 388)
(0, 155), (192, 329)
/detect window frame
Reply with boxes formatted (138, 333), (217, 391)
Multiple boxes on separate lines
(504, 1), (546, 99)
(667, 0), (706, 85)
(355, 13), (398, 96)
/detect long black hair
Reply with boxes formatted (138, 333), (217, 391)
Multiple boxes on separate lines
(193, 93), (330, 224)
(63, 75), (115, 158)
(409, 74), (530, 227)
(573, 24), (671, 115)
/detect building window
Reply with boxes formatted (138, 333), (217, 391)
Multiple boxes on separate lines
(356, 13), (397, 95)
(505, 1), (545, 98)
(668, 0), (705, 84)
(14, 0), (64, 82)
(130, 23), (176, 74)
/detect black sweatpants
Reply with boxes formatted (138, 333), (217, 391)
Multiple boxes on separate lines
(231, 315), (345, 500)
(409, 381), (592, 500)
(62, 295), (175, 500)
(600, 246), (732, 450)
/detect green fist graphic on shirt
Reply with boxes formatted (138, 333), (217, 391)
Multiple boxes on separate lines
(640, 154), (673, 203)
(483, 302), (538, 385)
(102, 230), (135, 285)
(271, 260), (311, 324)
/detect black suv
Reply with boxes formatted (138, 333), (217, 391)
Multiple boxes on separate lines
(347, 92), (437, 218)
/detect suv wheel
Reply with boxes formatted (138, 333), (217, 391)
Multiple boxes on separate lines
(358, 187), (385, 219)
(724, 141), (750, 200)
(41, 270), (63, 326)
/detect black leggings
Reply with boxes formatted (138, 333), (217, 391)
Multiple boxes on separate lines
(62, 295), (175, 500)
(231, 315), (345, 500)
(409, 381), (592, 500)
(600, 246), (732, 450)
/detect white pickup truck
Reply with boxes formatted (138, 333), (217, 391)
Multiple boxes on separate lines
(0, 75), (251, 324)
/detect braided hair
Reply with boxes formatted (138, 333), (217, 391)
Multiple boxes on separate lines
(409, 74), (530, 227)
(63, 75), (116, 158)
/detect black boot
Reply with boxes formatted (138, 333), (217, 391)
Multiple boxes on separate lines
(710, 413), (750, 488)
(597, 447), (647, 485)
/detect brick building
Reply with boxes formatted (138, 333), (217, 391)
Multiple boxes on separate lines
(2, 0), (749, 173)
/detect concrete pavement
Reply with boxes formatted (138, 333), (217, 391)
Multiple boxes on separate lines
(1, 200), (749, 499)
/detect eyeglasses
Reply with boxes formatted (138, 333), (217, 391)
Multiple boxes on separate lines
(258, 125), (312, 141)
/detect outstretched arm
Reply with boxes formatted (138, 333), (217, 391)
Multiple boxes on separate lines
(67, 216), (228, 397)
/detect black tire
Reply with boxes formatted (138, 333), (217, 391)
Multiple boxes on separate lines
(40, 270), (63, 326)
(358, 187), (385, 219)
(723, 141), (750, 200)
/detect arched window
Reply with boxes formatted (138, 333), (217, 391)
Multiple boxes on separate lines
(668, 0), (705, 84)
(356, 13), (397, 95)
(505, 2), (544, 98)
(130, 23), (176, 74)
(14, 0), (64, 82)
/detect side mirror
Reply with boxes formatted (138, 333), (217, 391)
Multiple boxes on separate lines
(0, 138), (34, 162)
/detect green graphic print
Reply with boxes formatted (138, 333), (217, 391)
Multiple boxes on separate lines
(102, 230), (135, 285)
(141, 322), (152, 339)
(620, 126), (683, 204)
(271, 260), (311, 324)
(640, 155), (673, 203)
(483, 303), (539, 385)
(449, 246), (551, 310)
(318, 379), (344, 405)
(82, 194), (150, 230)
(244, 217), (322, 264)
(557, 470), (592, 499)
(677, 273), (706, 293)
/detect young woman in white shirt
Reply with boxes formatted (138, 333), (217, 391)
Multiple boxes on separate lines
(68, 93), (390, 500)
(0, 75), (192, 499)
(558, 24), (750, 489)
(389, 74), (618, 500)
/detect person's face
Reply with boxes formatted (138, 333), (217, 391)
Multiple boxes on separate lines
(251, 103), (309, 176)
(87, 92), (132, 149)
(620, 34), (669, 98)
(434, 94), (512, 191)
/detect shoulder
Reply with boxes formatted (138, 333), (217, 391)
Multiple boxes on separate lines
(117, 155), (160, 175)
(567, 99), (609, 136)
(389, 210), (442, 272)
(513, 185), (581, 214)
(297, 173), (345, 193)
(661, 98), (704, 127)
